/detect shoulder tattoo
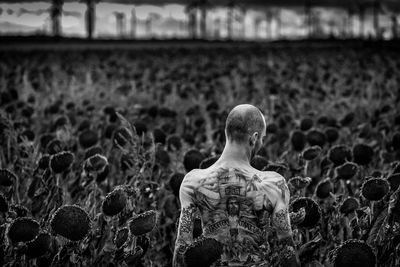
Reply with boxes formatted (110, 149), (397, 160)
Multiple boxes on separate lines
(275, 179), (289, 202)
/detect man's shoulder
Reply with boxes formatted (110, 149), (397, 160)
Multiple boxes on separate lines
(256, 170), (285, 183)
(179, 169), (204, 200)
(180, 168), (204, 189)
(253, 170), (289, 202)
(182, 167), (286, 184)
(183, 168), (204, 180)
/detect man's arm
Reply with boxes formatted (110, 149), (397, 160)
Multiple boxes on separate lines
(271, 176), (301, 267)
(173, 173), (197, 267)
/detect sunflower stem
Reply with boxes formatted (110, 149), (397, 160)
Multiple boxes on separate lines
(0, 150), (5, 169)
(132, 235), (137, 250)
(56, 173), (61, 187)
(305, 228), (310, 243)
(14, 172), (20, 204)
(7, 132), (11, 163)
(93, 182), (98, 217)
(343, 216), (351, 240)
(304, 161), (309, 177)
(340, 179), (347, 197)
(369, 201), (374, 223)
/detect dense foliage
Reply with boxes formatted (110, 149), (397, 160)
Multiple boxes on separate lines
(0, 46), (399, 267)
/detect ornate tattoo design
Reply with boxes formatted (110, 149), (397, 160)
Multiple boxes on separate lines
(272, 207), (291, 234)
(275, 179), (289, 202)
(174, 167), (296, 265)
(174, 204), (197, 267)
(180, 204), (197, 234)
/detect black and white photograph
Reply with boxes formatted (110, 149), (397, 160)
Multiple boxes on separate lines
(0, 0), (399, 266)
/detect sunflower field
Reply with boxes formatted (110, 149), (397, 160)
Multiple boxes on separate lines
(0, 45), (399, 267)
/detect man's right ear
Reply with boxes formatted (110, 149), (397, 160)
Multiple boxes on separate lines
(250, 132), (258, 146)
(249, 135), (255, 146)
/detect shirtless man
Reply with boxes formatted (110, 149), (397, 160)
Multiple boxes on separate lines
(173, 104), (301, 267)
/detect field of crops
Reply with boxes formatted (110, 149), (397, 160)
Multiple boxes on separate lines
(0, 44), (399, 267)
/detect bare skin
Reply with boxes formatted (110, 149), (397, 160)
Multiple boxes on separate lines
(173, 105), (300, 267)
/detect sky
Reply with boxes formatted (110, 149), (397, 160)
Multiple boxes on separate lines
(0, 1), (396, 39)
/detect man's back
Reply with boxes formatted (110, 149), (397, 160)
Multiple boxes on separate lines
(173, 104), (299, 267)
(179, 162), (291, 265)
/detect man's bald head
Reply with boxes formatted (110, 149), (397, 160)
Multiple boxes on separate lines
(225, 104), (266, 144)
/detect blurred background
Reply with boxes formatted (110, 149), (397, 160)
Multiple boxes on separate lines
(0, 0), (399, 41)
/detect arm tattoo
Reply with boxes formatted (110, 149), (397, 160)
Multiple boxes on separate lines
(273, 214), (299, 267)
(173, 204), (197, 267)
(180, 205), (197, 234)
(276, 235), (299, 267)
(273, 207), (291, 234)
(174, 241), (189, 267)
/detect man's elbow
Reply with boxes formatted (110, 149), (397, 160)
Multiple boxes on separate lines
(277, 233), (301, 267)
(277, 232), (295, 245)
(173, 242), (187, 267)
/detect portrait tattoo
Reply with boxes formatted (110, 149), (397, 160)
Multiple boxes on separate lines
(180, 204), (197, 234)
(272, 207), (291, 234)
(226, 197), (240, 216)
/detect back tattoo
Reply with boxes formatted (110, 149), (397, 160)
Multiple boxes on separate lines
(177, 167), (291, 265)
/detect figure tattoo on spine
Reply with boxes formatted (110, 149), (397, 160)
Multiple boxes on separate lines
(173, 204), (197, 267)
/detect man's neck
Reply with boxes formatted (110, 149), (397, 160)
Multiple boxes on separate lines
(217, 142), (251, 166)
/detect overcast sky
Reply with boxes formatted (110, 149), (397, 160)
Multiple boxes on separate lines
(0, 1), (395, 39)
